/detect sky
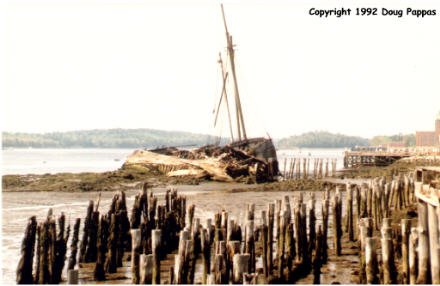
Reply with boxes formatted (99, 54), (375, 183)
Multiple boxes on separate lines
(1, 0), (440, 139)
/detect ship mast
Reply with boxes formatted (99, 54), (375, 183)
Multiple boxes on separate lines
(214, 53), (234, 142)
(221, 4), (247, 142)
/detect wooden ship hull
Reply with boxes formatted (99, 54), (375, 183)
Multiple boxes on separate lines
(125, 4), (279, 183)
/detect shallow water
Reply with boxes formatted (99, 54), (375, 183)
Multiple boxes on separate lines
(2, 148), (346, 175)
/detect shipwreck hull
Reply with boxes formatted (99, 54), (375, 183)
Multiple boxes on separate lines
(228, 137), (279, 178)
(125, 139), (279, 183)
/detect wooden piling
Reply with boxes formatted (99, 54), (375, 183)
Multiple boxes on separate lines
(152, 229), (162, 284)
(79, 200), (94, 263)
(322, 199), (329, 263)
(381, 237), (397, 284)
(428, 203), (440, 284)
(16, 216), (37, 284)
(233, 254), (249, 284)
(261, 224), (269, 278)
(201, 228), (210, 284)
(417, 201), (430, 284)
(67, 269), (78, 284)
(409, 227), (418, 284)
(131, 229), (141, 284)
(331, 193), (342, 256)
(267, 203), (274, 272)
(94, 216), (108, 281)
(140, 254), (154, 284)
(365, 237), (379, 284)
(105, 214), (118, 273)
(67, 218), (81, 270)
(346, 184), (354, 241)
(401, 219), (411, 284)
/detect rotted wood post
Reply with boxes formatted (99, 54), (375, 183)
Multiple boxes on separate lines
(358, 221), (368, 284)
(206, 218), (213, 245)
(300, 203), (310, 267)
(105, 213), (118, 273)
(38, 220), (50, 284)
(152, 229), (162, 284)
(322, 199), (329, 263)
(79, 200), (94, 262)
(302, 158), (307, 179)
(201, 228), (210, 284)
(275, 199), (281, 250)
(267, 203), (274, 272)
(428, 202), (440, 284)
(16, 216), (37, 284)
(67, 269), (78, 284)
(228, 241), (241, 281)
(401, 219), (411, 284)
(68, 218), (81, 270)
(140, 254), (154, 284)
(233, 254), (249, 284)
(312, 225), (324, 284)
(308, 197), (316, 252)
(409, 227), (418, 284)
(346, 184), (354, 241)
(261, 224), (269, 278)
(245, 220), (255, 274)
(417, 200), (430, 284)
(214, 253), (226, 284)
(277, 211), (286, 280)
(285, 222), (294, 283)
(365, 237), (379, 284)
(94, 216), (108, 281)
(381, 236), (397, 284)
(131, 229), (141, 284)
(331, 193), (342, 256)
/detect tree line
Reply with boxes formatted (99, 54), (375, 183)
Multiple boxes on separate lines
(2, 129), (223, 149)
(276, 131), (370, 149)
(2, 129), (416, 149)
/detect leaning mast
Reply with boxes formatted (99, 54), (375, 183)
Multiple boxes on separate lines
(221, 4), (247, 142)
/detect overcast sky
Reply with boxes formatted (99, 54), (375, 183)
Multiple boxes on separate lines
(1, 0), (439, 139)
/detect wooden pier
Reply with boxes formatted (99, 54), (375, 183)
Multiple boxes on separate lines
(343, 151), (412, 168)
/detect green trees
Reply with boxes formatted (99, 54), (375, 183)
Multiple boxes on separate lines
(2, 129), (222, 149)
(276, 131), (369, 149)
(370, 134), (415, 147)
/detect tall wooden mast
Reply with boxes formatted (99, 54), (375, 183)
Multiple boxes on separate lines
(221, 4), (247, 141)
(214, 53), (234, 142)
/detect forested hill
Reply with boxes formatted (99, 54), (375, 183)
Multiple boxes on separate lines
(2, 129), (224, 149)
(276, 131), (369, 149)
(3, 129), (373, 149)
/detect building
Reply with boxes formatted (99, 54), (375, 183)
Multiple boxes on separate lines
(415, 112), (440, 146)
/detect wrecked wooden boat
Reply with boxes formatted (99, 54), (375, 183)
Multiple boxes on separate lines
(124, 5), (279, 183)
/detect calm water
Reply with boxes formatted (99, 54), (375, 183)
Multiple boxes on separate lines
(2, 147), (346, 175)
(2, 148), (133, 175)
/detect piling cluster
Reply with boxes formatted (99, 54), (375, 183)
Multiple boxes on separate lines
(16, 166), (440, 285)
(283, 157), (337, 180)
(17, 211), (70, 284)
(352, 173), (439, 284)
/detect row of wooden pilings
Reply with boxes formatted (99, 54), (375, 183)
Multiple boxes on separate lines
(16, 184), (187, 284)
(283, 157), (337, 180)
(355, 172), (439, 284)
(17, 184), (341, 284)
(17, 170), (438, 284)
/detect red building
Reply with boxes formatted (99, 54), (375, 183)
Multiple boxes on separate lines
(415, 112), (440, 146)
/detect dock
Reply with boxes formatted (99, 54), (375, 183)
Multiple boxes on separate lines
(343, 151), (412, 168)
